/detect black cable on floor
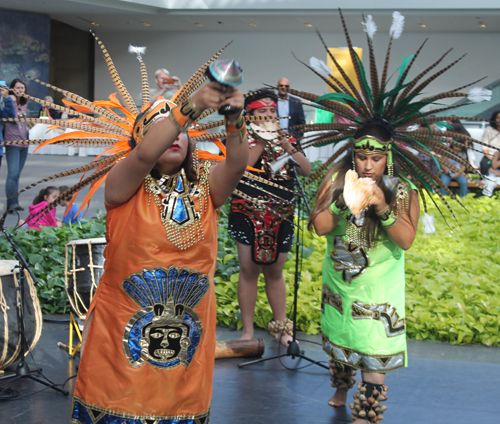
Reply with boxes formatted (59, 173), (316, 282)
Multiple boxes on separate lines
(0, 387), (20, 400)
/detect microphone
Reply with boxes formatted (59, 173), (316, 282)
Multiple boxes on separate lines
(0, 210), (9, 229)
(270, 155), (300, 173)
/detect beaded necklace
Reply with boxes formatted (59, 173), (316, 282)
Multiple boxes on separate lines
(145, 162), (211, 250)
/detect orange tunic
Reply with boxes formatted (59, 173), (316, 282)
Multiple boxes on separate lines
(71, 166), (216, 424)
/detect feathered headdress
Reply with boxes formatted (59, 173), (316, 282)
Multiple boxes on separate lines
(285, 10), (495, 224)
(1, 32), (288, 227)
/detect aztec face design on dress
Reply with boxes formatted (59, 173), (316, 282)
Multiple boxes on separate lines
(122, 266), (209, 370)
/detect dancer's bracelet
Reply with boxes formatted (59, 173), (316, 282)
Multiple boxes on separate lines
(169, 97), (202, 132)
(380, 213), (397, 228)
(225, 114), (247, 142)
(330, 195), (345, 217)
(375, 204), (391, 221)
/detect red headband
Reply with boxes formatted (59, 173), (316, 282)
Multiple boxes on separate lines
(245, 98), (276, 113)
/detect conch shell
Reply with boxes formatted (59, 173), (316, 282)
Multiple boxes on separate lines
(249, 121), (279, 140)
(343, 169), (380, 217)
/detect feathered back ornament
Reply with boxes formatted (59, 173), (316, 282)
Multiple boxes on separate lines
(0, 32), (243, 228)
(283, 9), (496, 225)
(1, 33), (294, 229)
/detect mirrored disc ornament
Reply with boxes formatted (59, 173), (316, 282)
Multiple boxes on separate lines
(208, 59), (243, 86)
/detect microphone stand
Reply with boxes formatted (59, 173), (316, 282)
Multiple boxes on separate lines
(0, 218), (68, 395)
(239, 160), (328, 370)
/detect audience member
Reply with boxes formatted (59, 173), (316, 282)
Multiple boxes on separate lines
(20, 186), (63, 230)
(0, 84), (15, 170)
(58, 185), (83, 224)
(276, 78), (306, 140)
(480, 110), (500, 175)
(482, 151), (500, 197)
(38, 95), (62, 119)
(150, 68), (181, 104)
(439, 139), (468, 198)
(4, 78), (29, 213)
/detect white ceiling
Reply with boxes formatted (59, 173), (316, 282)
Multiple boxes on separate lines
(1, 0), (500, 33)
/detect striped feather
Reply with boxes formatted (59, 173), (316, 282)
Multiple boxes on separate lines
(1, 138), (118, 147)
(390, 49), (453, 112)
(0, 117), (125, 136)
(172, 41), (232, 104)
(90, 29), (139, 115)
(315, 28), (366, 110)
(338, 10), (372, 113)
(19, 73), (128, 124)
(15, 152), (126, 197)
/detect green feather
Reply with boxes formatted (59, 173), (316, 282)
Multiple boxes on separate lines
(354, 51), (373, 105)
(316, 93), (360, 106)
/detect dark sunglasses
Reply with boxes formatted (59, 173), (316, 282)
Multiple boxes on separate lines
(278, 84), (289, 88)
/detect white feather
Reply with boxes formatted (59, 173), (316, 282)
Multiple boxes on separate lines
(128, 45), (147, 58)
(309, 57), (331, 78)
(422, 213), (436, 234)
(389, 11), (405, 39)
(362, 15), (377, 40)
(468, 87), (492, 103)
(406, 124), (420, 132)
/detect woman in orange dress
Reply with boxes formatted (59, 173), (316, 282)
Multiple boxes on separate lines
(71, 81), (248, 424)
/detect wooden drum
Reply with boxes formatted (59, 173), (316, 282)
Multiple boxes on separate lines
(65, 238), (106, 319)
(0, 260), (43, 371)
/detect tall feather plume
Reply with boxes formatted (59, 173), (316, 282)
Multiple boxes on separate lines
(362, 14), (380, 107)
(128, 45), (150, 110)
(337, 10), (372, 112)
(172, 41), (232, 104)
(91, 29), (139, 115)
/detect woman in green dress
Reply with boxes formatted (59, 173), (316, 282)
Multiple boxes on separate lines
(309, 122), (420, 423)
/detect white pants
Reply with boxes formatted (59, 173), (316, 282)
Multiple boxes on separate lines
(482, 172), (500, 197)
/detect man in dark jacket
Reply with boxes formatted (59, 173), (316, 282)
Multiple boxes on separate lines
(276, 78), (306, 140)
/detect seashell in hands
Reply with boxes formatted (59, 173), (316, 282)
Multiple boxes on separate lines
(343, 170), (380, 218)
(249, 121), (279, 141)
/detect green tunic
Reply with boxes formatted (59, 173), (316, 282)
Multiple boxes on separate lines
(321, 180), (413, 374)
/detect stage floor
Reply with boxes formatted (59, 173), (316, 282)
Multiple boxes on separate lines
(1, 317), (499, 424)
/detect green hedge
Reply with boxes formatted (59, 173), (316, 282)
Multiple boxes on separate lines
(1, 193), (499, 346)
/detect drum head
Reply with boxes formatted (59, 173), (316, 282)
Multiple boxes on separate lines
(0, 260), (19, 277)
(66, 237), (106, 246)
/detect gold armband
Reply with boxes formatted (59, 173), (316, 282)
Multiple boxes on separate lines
(169, 97), (203, 132)
(225, 114), (247, 142)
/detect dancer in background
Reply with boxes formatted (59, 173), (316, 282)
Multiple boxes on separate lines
(229, 88), (310, 346)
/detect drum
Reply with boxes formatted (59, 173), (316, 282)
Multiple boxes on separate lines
(215, 339), (265, 359)
(0, 260), (43, 371)
(65, 238), (106, 319)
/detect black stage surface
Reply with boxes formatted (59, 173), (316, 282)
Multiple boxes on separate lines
(0, 319), (499, 424)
